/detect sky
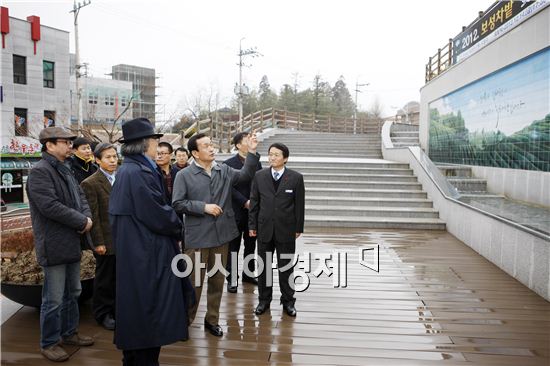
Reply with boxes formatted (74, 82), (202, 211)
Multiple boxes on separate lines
(5, 0), (494, 122)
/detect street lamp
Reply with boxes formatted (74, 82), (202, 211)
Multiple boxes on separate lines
(354, 81), (369, 134)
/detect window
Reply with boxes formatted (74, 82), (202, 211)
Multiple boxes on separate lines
(43, 61), (55, 88)
(14, 108), (28, 136)
(13, 55), (26, 84)
(88, 94), (98, 104)
(121, 97), (127, 107)
(104, 95), (115, 106)
(44, 111), (56, 128)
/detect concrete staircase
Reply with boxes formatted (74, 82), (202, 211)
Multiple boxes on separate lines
(390, 123), (420, 147)
(257, 130), (445, 230)
(437, 165), (499, 197)
(257, 131), (382, 158)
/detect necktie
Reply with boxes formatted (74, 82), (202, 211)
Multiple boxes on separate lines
(109, 175), (115, 186)
(273, 171), (280, 181)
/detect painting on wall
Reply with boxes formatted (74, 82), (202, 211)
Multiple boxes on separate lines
(429, 47), (549, 171)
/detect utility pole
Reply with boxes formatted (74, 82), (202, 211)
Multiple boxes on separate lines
(354, 80), (369, 134)
(70, 0), (91, 131)
(235, 38), (261, 131)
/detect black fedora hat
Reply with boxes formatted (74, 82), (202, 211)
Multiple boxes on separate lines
(119, 118), (163, 143)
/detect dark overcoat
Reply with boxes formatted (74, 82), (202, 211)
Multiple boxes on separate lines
(109, 154), (190, 350)
(26, 153), (91, 267)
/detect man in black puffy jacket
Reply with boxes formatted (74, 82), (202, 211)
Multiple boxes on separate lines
(27, 127), (95, 362)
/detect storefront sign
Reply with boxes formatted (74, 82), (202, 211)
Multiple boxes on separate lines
(1, 137), (41, 155)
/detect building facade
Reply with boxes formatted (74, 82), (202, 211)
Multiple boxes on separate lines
(111, 64), (156, 122)
(1, 9), (71, 151)
(70, 75), (134, 129)
(1, 8), (71, 203)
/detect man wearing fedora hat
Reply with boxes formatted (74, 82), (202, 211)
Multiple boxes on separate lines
(27, 126), (95, 362)
(109, 118), (193, 365)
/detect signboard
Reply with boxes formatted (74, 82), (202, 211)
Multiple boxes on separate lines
(452, 1), (547, 63)
(0, 137), (41, 156)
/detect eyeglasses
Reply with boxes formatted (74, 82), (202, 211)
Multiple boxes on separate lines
(57, 139), (73, 146)
(157, 152), (171, 156)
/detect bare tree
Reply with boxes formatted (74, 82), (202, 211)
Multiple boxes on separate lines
(95, 96), (134, 143)
(368, 96), (384, 120)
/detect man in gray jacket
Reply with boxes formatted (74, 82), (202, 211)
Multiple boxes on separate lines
(172, 132), (259, 337)
(27, 127), (95, 362)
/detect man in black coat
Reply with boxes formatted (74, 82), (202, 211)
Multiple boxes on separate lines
(109, 118), (193, 365)
(27, 127), (95, 362)
(249, 143), (305, 317)
(223, 132), (262, 293)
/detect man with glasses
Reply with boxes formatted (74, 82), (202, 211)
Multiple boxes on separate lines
(156, 142), (175, 201)
(27, 127), (95, 362)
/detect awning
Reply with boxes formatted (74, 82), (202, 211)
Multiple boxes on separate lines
(0, 158), (40, 171)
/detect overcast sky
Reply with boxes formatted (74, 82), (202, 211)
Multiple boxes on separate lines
(6, 0), (494, 121)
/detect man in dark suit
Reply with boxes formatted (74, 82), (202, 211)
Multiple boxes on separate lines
(80, 143), (118, 331)
(223, 132), (263, 293)
(249, 143), (305, 317)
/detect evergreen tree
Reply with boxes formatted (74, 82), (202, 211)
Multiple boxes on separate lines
(258, 75), (278, 110)
(331, 76), (355, 116)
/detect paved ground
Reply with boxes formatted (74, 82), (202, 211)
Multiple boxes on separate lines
(1, 229), (549, 365)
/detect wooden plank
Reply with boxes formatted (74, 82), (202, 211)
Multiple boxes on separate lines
(2, 229), (549, 365)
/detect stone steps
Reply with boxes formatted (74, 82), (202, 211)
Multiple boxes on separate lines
(304, 179), (423, 190)
(288, 166), (414, 175)
(390, 126), (420, 148)
(306, 196), (434, 207)
(256, 130), (444, 230)
(448, 178), (488, 192)
(287, 162), (410, 169)
(306, 187), (428, 199)
(305, 215), (446, 230)
(302, 173), (419, 182)
(306, 205), (440, 218)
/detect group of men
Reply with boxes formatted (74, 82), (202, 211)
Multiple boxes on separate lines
(26, 117), (305, 365)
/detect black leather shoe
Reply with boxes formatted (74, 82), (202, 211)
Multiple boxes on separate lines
(227, 283), (237, 293)
(101, 314), (115, 331)
(204, 320), (223, 337)
(242, 276), (258, 285)
(254, 302), (270, 315)
(283, 303), (297, 317)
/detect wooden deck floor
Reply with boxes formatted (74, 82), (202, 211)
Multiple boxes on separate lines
(2, 229), (549, 365)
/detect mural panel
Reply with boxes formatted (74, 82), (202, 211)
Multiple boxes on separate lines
(429, 48), (549, 171)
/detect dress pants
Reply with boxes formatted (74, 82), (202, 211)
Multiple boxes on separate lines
(226, 220), (256, 283)
(122, 347), (161, 366)
(184, 243), (228, 325)
(92, 253), (116, 323)
(257, 237), (296, 306)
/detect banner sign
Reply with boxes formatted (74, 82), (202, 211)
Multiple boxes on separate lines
(1, 136), (41, 155)
(452, 1), (548, 64)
